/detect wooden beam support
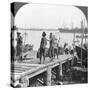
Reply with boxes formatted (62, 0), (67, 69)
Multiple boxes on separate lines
(46, 67), (52, 86)
(56, 63), (63, 81)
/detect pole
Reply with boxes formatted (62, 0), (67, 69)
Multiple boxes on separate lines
(72, 22), (75, 66)
(81, 20), (84, 66)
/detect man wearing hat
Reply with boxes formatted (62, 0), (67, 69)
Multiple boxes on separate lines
(16, 32), (23, 61)
(39, 32), (47, 64)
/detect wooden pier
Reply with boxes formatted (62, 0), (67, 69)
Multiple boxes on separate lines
(11, 55), (73, 87)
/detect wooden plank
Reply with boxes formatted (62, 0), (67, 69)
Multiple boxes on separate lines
(12, 69), (29, 73)
(13, 63), (43, 67)
(12, 71), (24, 73)
(11, 64), (34, 68)
(12, 55), (73, 82)
(13, 67), (33, 70)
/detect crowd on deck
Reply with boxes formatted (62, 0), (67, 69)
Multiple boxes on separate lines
(38, 32), (75, 64)
(11, 31), (88, 66)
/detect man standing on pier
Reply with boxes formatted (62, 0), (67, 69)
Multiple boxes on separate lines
(49, 33), (55, 60)
(53, 35), (59, 59)
(16, 32), (23, 61)
(40, 32), (47, 64)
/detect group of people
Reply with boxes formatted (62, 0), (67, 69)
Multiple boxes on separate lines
(39, 32), (59, 64)
(13, 31), (74, 64)
(15, 31), (59, 63)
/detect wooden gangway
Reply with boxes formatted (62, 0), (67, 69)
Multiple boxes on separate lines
(11, 55), (73, 87)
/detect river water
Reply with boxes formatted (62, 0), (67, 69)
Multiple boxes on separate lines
(14, 30), (87, 50)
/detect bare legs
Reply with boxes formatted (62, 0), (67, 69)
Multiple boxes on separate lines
(40, 48), (45, 64)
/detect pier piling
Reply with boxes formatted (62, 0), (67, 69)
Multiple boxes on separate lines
(46, 67), (52, 86)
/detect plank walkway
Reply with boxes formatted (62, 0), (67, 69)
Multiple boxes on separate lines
(11, 54), (73, 87)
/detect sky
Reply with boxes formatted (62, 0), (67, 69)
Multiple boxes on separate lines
(15, 3), (87, 29)
(14, 3), (88, 50)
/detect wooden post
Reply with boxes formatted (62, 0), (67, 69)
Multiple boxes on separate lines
(20, 77), (29, 87)
(46, 67), (52, 86)
(56, 62), (63, 81)
(59, 62), (63, 80)
(81, 20), (85, 66)
(72, 22), (75, 66)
